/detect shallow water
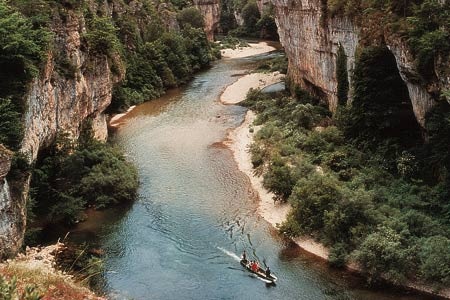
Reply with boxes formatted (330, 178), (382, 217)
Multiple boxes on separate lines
(72, 54), (430, 300)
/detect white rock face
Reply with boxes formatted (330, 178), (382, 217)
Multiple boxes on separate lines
(387, 39), (436, 127)
(0, 180), (26, 259)
(1, 8), (122, 259)
(21, 13), (116, 161)
(272, 0), (449, 126)
(272, 0), (359, 111)
(194, 0), (221, 41)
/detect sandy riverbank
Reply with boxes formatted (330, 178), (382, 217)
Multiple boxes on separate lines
(109, 105), (136, 129)
(222, 69), (450, 300)
(219, 41), (329, 259)
(221, 42), (276, 59)
(220, 72), (284, 105)
(225, 110), (330, 260)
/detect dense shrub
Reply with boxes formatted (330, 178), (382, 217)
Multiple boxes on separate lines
(336, 44), (348, 106)
(177, 7), (204, 29)
(31, 134), (138, 225)
(288, 174), (341, 234)
(245, 86), (450, 285)
(0, 99), (23, 150)
(354, 226), (408, 283)
(84, 16), (121, 57)
(256, 7), (279, 40)
(241, 1), (260, 34)
(110, 4), (214, 112)
(418, 236), (450, 285)
(263, 157), (297, 202)
(339, 46), (416, 150)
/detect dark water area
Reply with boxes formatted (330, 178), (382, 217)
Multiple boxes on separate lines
(66, 53), (432, 300)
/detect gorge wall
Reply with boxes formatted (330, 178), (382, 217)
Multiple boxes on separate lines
(0, 4), (122, 259)
(194, 0), (221, 40)
(271, 0), (449, 127)
(0, 146), (19, 259)
(1, 0), (214, 259)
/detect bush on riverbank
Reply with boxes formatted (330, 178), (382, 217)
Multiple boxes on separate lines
(243, 88), (450, 287)
(109, 4), (215, 113)
(30, 132), (138, 226)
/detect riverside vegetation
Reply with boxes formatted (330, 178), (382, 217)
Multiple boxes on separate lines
(0, 0), (217, 228)
(242, 46), (450, 288)
(0, 0), (217, 296)
(219, 0), (278, 39)
(327, 0), (449, 83)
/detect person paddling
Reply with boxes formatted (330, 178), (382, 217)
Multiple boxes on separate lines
(242, 250), (247, 263)
(251, 261), (259, 272)
(265, 266), (271, 278)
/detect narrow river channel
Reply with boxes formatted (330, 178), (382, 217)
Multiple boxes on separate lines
(73, 53), (430, 300)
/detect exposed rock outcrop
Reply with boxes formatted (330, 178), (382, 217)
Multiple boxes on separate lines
(1, 6), (123, 259)
(194, 0), (221, 40)
(386, 37), (437, 126)
(272, 0), (449, 127)
(0, 145), (12, 180)
(0, 145), (21, 259)
(22, 9), (121, 161)
(272, 0), (358, 112)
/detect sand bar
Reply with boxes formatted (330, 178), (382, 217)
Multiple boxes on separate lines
(221, 42), (276, 59)
(220, 72), (284, 105)
(109, 105), (136, 128)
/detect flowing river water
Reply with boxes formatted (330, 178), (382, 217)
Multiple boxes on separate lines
(70, 53), (431, 300)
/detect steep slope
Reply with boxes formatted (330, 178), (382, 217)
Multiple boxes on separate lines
(272, 0), (449, 127)
(0, 2), (124, 259)
(194, 0), (221, 40)
(1, 0), (214, 259)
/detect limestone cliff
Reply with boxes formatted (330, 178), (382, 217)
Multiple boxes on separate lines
(194, 0), (221, 40)
(22, 10), (121, 161)
(0, 5), (123, 258)
(0, 146), (17, 259)
(272, 0), (449, 127)
(272, 0), (358, 111)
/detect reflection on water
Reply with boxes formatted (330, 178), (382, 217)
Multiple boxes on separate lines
(69, 54), (430, 300)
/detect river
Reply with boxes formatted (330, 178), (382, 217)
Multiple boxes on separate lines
(72, 53), (430, 300)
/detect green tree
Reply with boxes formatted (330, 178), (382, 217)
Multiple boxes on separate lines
(263, 157), (296, 202)
(336, 44), (349, 106)
(0, 1), (50, 81)
(31, 136), (139, 225)
(0, 99), (23, 150)
(288, 174), (342, 234)
(177, 7), (205, 29)
(241, 1), (260, 35)
(354, 226), (408, 283)
(256, 9), (278, 39)
(84, 16), (121, 57)
(419, 235), (450, 284)
(338, 46), (418, 151)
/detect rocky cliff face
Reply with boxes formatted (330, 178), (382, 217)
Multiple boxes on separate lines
(272, 0), (449, 127)
(22, 11), (119, 161)
(1, 6), (122, 258)
(194, 0), (221, 40)
(273, 0), (358, 112)
(0, 146), (21, 259)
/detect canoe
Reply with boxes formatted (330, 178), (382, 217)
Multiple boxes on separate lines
(240, 259), (278, 283)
